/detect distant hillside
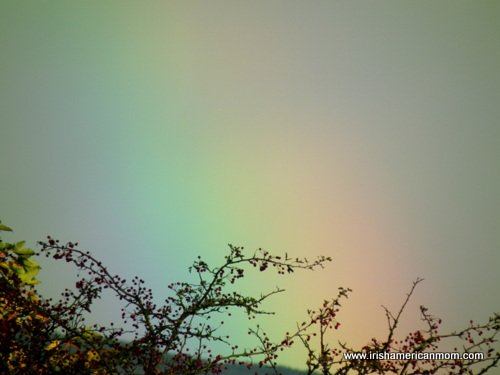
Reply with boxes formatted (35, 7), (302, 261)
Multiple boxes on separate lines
(111, 341), (308, 374)
(220, 363), (306, 375)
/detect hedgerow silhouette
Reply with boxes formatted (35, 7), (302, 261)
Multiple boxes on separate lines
(1, 221), (498, 374)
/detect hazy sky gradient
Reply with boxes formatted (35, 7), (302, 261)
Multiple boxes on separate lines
(1, 1), (499, 369)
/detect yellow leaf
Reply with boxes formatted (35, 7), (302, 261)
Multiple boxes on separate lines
(45, 340), (61, 351)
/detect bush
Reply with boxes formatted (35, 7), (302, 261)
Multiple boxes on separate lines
(1, 221), (498, 374)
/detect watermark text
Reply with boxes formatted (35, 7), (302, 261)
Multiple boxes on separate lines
(343, 351), (484, 361)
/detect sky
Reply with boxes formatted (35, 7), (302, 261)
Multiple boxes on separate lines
(1, 1), (499, 370)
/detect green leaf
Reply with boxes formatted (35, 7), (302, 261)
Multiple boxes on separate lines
(16, 258), (41, 285)
(14, 240), (26, 249)
(13, 241), (35, 256)
(14, 248), (35, 256)
(0, 242), (13, 250)
(0, 223), (13, 232)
